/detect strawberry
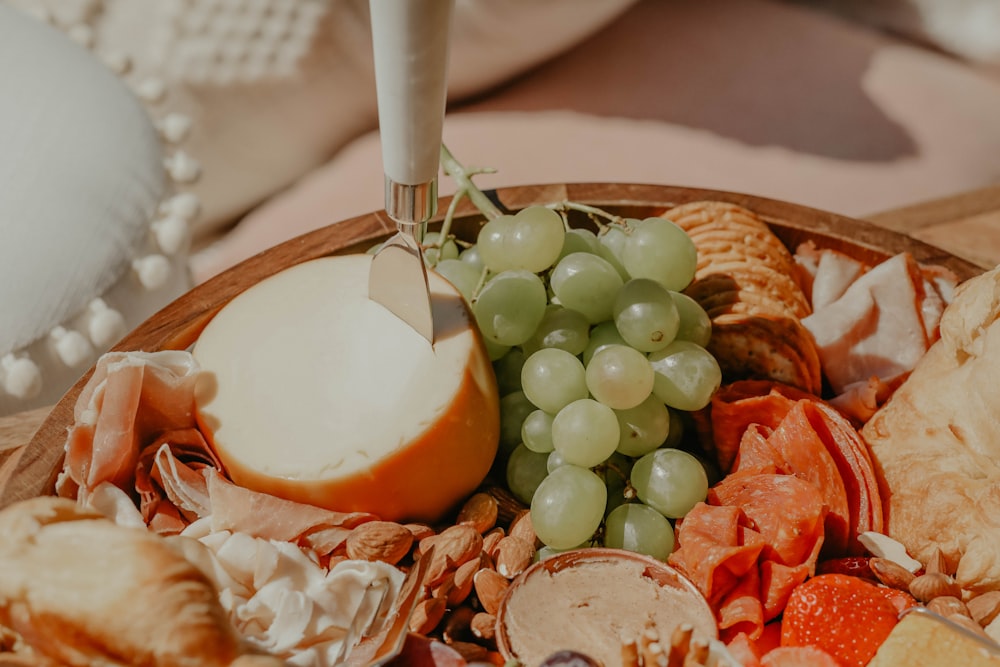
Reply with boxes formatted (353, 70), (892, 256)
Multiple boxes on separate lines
(816, 556), (877, 583)
(780, 573), (898, 667)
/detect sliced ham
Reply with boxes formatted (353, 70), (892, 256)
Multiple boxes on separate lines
(810, 248), (867, 311)
(802, 252), (930, 396)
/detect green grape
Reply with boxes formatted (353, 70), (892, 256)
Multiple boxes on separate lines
(476, 214), (516, 272)
(614, 394), (671, 457)
(483, 337), (511, 361)
(549, 253), (624, 324)
(546, 449), (568, 473)
(648, 340), (722, 411)
(551, 398), (620, 468)
(474, 270), (547, 346)
(558, 227), (600, 260)
(434, 258), (482, 303)
(582, 320), (628, 365)
(499, 391), (535, 457)
(599, 452), (633, 516)
(507, 444), (551, 505)
(522, 409), (556, 453)
(476, 207), (566, 273)
(603, 502), (675, 560)
(531, 464), (607, 549)
(613, 279), (680, 353)
(508, 205), (567, 272)
(596, 224), (631, 280)
(527, 305), (590, 356)
(459, 244), (485, 271)
(493, 347), (526, 396)
(622, 217), (698, 291)
(585, 344), (654, 410)
(422, 231), (459, 266)
(670, 291), (712, 347)
(630, 448), (708, 519)
(521, 348), (588, 414)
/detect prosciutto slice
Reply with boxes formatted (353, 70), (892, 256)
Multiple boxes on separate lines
(58, 351), (201, 502)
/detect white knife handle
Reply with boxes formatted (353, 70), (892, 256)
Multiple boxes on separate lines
(370, 0), (453, 225)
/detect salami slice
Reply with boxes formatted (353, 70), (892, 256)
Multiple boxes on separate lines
(672, 474), (826, 640)
(707, 380), (816, 472)
(764, 402), (851, 557)
(803, 401), (885, 546)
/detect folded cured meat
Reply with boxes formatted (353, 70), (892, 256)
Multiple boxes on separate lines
(0, 496), (280, 666)
(862, 265), (1000, 592)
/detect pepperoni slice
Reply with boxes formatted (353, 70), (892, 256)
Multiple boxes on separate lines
(706, 380), (815, 472)
(763, 402), (851, 557)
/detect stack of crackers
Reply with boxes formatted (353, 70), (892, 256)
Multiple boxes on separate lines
(665, 201), (822, 395)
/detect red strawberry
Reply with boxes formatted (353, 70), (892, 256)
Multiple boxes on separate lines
(816, 556), (877, 583)
(780, 573), (898, 667)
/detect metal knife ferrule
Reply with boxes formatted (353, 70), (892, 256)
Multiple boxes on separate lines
(385, 177), (438, 231)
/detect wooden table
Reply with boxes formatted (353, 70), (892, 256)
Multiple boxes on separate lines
(3, 182), (1000, 488)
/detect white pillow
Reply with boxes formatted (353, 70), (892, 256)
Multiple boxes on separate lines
(0, 4), (193, 414)
(7, 0), (637, 238)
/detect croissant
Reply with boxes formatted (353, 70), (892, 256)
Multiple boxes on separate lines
(0, 497), (283, 666)
(862, 265), (1000, 592)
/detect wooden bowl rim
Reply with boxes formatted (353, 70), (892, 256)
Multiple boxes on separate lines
(3, 181), (983, 508)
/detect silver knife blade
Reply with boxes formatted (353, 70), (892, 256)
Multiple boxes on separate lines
(369, 221), (434, 344)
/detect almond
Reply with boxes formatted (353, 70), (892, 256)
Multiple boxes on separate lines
(909, 572), (962, 603)
(409, 596), (447, 635)
(421, 524), (484, 586)
(483, 527), (505, 559)
(404, 523), (436, 542)
(495, 536), (535, 579)
(457, 492), (499, 534)
(927, 595), (971, 619)
(869, 557), (916, 590)
(344, 521), (413, 565)
(968, 591), (1000, 627)
(474, 567), (510, 615)
(509, 510), (539, 547)
(448, 558), (481, 606)
(471, 612), (497, 641)
(485, 485), (528, 525)
(925, 546), (949, 576)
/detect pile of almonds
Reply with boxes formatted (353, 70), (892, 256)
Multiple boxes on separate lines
(869, 548), (1000, 641)
(336, 486), (536, 664)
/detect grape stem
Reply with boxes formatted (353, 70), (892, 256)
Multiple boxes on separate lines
(440, 144), (503, 228)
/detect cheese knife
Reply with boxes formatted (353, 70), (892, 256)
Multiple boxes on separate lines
(367, 0), (454, 344)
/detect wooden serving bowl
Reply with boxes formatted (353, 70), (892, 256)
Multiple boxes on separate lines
(0, 182), (983, 508)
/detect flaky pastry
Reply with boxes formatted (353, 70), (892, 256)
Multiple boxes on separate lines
(862, 265), (1000, 592)
(0, 497), (282, 666)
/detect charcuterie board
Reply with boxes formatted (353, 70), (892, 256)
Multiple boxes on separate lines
(0, 182), (982, 510)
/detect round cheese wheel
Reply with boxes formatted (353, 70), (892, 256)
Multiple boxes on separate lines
(193, 254), (500, 522)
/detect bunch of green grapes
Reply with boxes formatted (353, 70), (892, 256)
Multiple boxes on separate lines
(427, 198), (721, 562)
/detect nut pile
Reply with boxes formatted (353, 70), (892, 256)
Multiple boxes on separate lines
(335, 486), (537, 664)
(621, 622), (710, 667)
(869, 547), (1000, 642)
